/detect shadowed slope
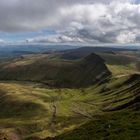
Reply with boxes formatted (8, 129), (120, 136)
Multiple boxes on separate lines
(43, 74), (140, 140)
(0, 52), (139, 140)
(0, 53), (111, 88)
(0, 74), (139, 140)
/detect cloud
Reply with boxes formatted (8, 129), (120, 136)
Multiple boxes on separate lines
(26, 34), (84, 44)
(0, 0), (135, 32)
(0, 39), (5, 44)
(116, 32), (136, 43)
(52, 1), (140, 43)
(0, 0), (140, 44)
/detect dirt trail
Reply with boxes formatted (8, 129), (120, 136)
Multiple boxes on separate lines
(49, 98), (57, 134)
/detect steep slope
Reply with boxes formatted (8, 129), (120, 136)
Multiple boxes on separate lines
(60, 48), (140, 76)
(0, 74), (139, 140)
(43, 74), (140, 140)
(0, 52), (139, 140)
(44, 111), (140, 140)
(0, 53), (111, 88)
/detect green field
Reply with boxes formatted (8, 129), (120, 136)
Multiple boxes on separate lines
(0, 51), (139, 140)
(0, 74), (139, 140)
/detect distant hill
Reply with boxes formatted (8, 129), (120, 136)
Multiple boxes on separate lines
(60, 47), (138, 60)
(0, 53), (111, 87)
(58, 47), (140, 76)
(0, 45), (81, 59)
(0, 45), (138, 60)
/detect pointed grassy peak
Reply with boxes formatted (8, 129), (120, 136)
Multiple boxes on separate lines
(84, 53), (104, 62)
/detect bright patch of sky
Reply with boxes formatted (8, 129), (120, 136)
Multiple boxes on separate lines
(0, 29), (56, 42)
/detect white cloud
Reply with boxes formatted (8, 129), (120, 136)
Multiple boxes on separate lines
(0, 0), (140, 44)
(50, 1), (140, 44)
(117, 32), (136, 43)
(0, 39), (5, 44)
(26, 34), (84, 44)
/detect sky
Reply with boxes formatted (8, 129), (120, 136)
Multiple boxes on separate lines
(0, 0), (140, 45)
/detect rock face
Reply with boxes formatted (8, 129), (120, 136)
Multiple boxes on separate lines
(0, 53), (111, 87)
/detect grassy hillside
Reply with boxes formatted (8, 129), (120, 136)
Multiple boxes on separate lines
(0, 74), (139, 140)
(45, 110), (140, 140)
(0, 53), (111, 88)
(97, 51), (140, 76)
(0, 51), (139, 140)
(44, 74), (140, 140)
(60, 48), (140, 76)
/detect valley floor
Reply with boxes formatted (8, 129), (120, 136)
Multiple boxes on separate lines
(0, 74), (140, 140)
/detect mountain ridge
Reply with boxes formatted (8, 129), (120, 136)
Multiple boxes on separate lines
(0, 53), (111, 88)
